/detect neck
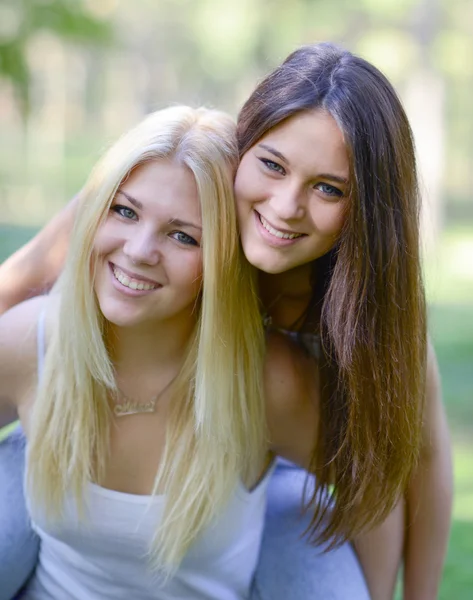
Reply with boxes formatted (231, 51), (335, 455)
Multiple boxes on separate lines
(106, 314), (195, 373)
(258, 264), (313, 330)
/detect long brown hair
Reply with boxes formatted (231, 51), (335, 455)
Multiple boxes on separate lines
(237, 43), (427, 544)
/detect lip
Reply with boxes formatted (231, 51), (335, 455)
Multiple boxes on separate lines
(110, 263), (160, 285)
(108, 262), (162, 297)
(253, 211), (305, 248)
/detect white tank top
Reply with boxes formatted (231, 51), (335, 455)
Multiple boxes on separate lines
(21, 312), (274, 600)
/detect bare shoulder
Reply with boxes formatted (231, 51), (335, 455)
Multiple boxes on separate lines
(0, 295), (51, 409)
(0, 294), (50, 345)
(263, 331), (320, 468)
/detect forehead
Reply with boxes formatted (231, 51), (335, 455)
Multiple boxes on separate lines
(258, 109), (349, 177)
(120, 159), (201, 219)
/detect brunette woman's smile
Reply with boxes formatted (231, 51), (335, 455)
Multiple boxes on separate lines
(254, 210), (306, 247)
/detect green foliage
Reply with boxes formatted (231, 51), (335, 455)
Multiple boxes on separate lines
(441, 520), (473, 599)
(0, 0), (113, 116)
(0, 38), (29, 112)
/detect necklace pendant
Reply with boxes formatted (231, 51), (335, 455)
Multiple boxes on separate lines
(113, 397), (158, 417)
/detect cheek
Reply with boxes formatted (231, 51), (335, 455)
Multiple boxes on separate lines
(93, 223), (113, 255)
(93, 221), (125, 260)
(90, 227), (110, 276)
(191, 261), (203, 286)
(233, 176), (250, 219)
(235, 176), (269, 236)
(234, 160), (262, 210)
(311, 202), (347, 238)
(92, 231), (106, 258)
(179, 254), (203, 291)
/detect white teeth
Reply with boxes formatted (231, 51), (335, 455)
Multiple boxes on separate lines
(112, 266), (158, 291)
(259, 214), (303, 240)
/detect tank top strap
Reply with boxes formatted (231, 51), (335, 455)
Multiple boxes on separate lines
(37, 309), (46, 381)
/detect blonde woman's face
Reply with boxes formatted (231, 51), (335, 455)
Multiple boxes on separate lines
(93, 159), (203, 329)
(234, 110), (349, 274)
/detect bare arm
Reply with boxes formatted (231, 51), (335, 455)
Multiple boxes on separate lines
(353, 499), (405, 600)
(0, 197), (78, 315)
(0, 297), (46, 426)
(403, 341), (453, 600)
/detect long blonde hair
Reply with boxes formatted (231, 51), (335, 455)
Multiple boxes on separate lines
(28, 106), (266, 571)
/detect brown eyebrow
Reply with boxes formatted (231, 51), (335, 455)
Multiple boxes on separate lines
(257, 143), (289, 165)
(257, 144), (349, 186)
(316, 173), (349, 186)
(117, 190), (143, 210)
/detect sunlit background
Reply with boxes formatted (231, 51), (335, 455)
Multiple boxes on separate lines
(0, 1), (472, 597)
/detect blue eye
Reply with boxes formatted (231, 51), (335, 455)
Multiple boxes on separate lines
(316, 183), (344, 198)
(172, 231), (199, 246)
(260, 158), (286, 175)
(112, 205), (137, 220)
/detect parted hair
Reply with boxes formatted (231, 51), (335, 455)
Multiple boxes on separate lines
(28, 106), (266, 572)
(237, 42), (427, 544)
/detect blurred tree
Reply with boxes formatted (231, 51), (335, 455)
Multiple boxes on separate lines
(0, 0), (470, 233)
(0, 0), (113, 117)
(405, 0), (445, 251)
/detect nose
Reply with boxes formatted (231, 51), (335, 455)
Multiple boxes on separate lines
(269, 181), (306, 222)
(123, 227), (161, 266)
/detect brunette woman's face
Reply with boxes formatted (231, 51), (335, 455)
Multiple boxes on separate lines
(234, 109), (349, 274)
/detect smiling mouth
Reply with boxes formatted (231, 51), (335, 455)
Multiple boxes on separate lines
(111, 264), (160, 291)
(257, 212), (305, 240)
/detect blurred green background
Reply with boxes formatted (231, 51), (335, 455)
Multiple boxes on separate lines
(0, 0), (472, 597)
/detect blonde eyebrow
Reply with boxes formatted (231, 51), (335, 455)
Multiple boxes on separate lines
(116, 190), (143, 210)
(168, 218), (202, 232)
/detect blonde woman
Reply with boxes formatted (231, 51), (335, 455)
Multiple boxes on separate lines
(0, 106), (319, 599)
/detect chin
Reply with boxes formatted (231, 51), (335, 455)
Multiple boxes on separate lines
(100, 310), (133, 329)
(244, 248), (289, 275)
(256, 261), (288, 275)
(97, 297), (139, 328)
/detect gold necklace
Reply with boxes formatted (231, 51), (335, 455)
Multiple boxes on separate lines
(112, 376), (177, 417)
(262, 293), (284, 328)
